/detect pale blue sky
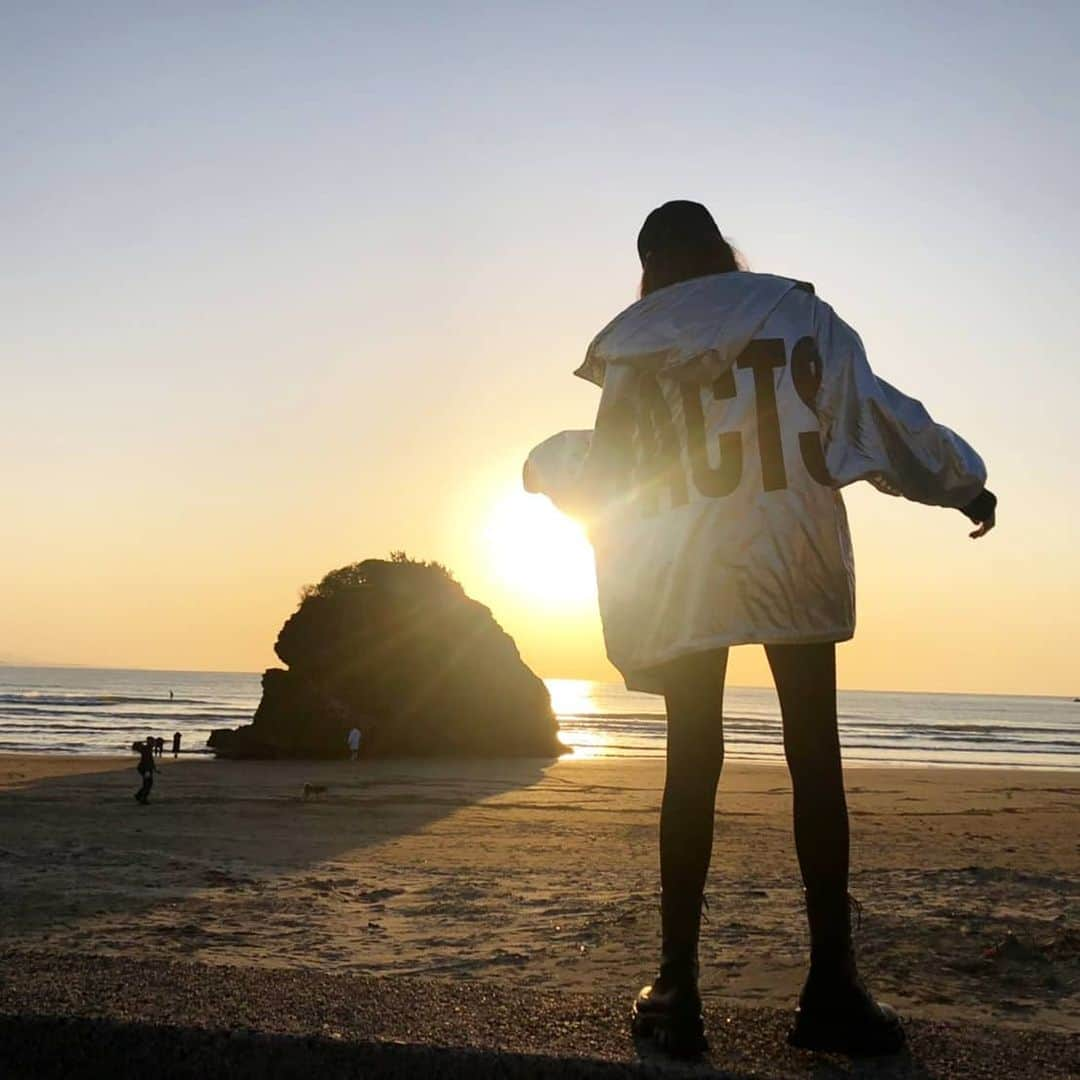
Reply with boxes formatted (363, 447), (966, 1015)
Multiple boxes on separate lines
(3, 3), (1079, 691)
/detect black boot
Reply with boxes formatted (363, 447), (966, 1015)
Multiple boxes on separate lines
(631, 890), (707, 1057)
(789, 891), (905, 1056)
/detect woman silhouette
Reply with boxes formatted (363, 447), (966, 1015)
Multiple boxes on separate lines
(525, 201), (995, 1057)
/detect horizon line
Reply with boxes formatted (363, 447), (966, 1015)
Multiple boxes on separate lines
(0, 661), (1073, 702)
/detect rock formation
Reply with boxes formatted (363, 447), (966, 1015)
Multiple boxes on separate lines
(209, 553), (564, 759)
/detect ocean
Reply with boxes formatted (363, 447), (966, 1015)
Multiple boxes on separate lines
(0, 666), (1077, 770)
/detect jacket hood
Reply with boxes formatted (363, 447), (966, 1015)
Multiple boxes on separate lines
(574, 272), (805, 387)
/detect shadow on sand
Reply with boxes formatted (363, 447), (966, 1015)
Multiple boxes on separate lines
(0, 754), (555, 962)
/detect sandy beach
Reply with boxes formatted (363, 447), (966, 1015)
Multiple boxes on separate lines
(0, 752), (1076, 1039)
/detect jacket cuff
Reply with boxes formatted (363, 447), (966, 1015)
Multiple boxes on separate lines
(960, 489), (997, 524)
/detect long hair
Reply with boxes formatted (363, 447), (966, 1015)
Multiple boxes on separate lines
(640, 237), (743, 298)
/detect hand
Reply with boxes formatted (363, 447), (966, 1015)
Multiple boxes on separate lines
(962, 489), (997, 540)
(969, 510), (995, 539)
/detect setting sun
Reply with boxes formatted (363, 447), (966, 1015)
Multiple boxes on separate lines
(482, 490), (597, 610)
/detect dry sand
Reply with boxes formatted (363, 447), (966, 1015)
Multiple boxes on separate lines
(0, 752), (1076, 1037)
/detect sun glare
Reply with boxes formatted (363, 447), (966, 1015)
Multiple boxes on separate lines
(483, 491), (597, 609)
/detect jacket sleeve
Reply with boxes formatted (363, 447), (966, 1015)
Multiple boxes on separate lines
(523, 429), (594, 516)
(814, 302), (988, 510)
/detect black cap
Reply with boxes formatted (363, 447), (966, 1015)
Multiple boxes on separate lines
(637, 200), (723, 267)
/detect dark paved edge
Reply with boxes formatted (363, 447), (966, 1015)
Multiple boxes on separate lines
(0, 951), (1077, 1079)
(0, 1017), (701, 1080)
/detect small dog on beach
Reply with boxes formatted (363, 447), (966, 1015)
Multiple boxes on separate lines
(302, 783), (328, 801)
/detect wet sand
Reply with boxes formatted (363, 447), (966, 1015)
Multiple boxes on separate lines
(0, 753), (1076, 1037)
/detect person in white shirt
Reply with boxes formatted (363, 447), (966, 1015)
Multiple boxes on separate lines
(346, 727), (362, 761)
(525, 201), (995, 1058)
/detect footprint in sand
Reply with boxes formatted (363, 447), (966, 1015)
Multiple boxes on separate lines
(356, 887), (404, 903)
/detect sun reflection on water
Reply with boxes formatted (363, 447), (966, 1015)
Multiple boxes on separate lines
(545, 678), (611, 758)
(561, 728), (611, 759)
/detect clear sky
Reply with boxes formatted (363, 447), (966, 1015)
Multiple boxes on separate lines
(3, 3), (1078, 695)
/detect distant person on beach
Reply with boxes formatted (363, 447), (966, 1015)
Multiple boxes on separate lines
(153, 736), (165, 758)
(134, 739), (156, 805)
(347, 726), (362, 761)
(169, 689), (174, 700)
(172, 731), (181, 758)
(525, 201), (995, 1057)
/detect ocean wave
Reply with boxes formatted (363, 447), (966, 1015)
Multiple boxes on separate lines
(0, 693), (216, 707)
(0, 708), (250, 723)
(557, 713), (1078, 746)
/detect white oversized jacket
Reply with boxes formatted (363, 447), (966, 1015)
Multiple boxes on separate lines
(524, 272), (987, 693)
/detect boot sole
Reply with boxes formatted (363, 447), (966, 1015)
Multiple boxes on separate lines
(631, 1004), (708, 1058)
(788, 1011), (905, 1057)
